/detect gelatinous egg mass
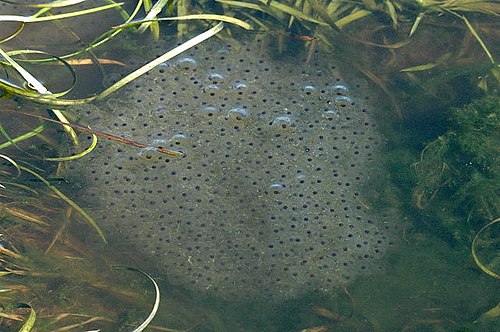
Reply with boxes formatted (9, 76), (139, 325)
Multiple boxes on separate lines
(68, 36), (397, 299)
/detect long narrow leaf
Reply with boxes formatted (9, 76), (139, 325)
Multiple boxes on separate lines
(17, 304), (36, 332)
(138, 0), (169, 34)
(44, 134), (98, 161)
(10, 22), (223, 106)
(257, 0), (328, 26)
(18, 165), (107, 243)
(0, 3), (123, 23)
(0, 124), (45, 151)
(132, 271), (160, 332)
(0, 0), (86, 8)
(97, 22), (224, 100)
(117, 14), (252, 30)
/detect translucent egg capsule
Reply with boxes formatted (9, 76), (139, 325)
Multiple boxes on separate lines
(201, 84), (220, 95)
(330, 84), (349, 96)
(169, 133), (188, 145)
(225, 107), (250, 122)
(200, 106), (220, 116)
(269, 183), (287, 194)
(301, 84), (317, 95)
(270, 116), (296, 132)
(231, 82), (248, 90)
(175, 57), (197, 70)
(207, 72), (225, 82)
(155, 107), (167, 117)
(331, 95), (354, 108)
(323, 108), (339, 118)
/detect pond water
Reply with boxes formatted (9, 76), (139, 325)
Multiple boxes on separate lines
(0, 1), (498, 331)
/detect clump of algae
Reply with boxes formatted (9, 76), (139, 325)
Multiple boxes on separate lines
(413, 94), (499, 243)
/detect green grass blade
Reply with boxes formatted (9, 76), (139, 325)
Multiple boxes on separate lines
(0, 48), (49, 94)
(1, 0), (86, 8)
(44, 133), (98, 161)
(18, 165), (107, 243)
(0, 49), (78, 142)
(409, 12), (425, 37)
(97, 22), (224, 100)
(114, 267), (160, 332)
(0, 124), (45, 151)
(0, 154), (21, 177)
(461, 14), (495, 64)
(335, 9), (372, 28)
(307, 0), (340, 31)
(257, 0), (329, 26)
(216, 0), (279, 17)
(117, 14), (253, 30)
(384, 0), (398, 28)
(0, 3), (123, 23)
(138, 0), (168, 34)
(17, 303), (36, 332)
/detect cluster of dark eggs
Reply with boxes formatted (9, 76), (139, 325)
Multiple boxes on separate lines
(69, 36), (396, 299)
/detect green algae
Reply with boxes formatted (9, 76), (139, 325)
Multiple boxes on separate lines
(413, 94), (499, 244)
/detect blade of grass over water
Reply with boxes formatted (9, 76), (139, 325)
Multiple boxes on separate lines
(17, 303), (36, 332)
(17, 164), (107, 243)
(0, 49), (78, 143)
(37, 0), (145, 62)
(0, 0), (86, 8)
(0, 3), (123, 23)
(472, 217), (500, 279)
(114, 267), (160, 332)
(0, 22), (224, 106)
(0, 48), (49, 94)
(44, 133), (98, 161)
(45, 207), (72, 254)
(257, 0), (328, 26)
(138, 0), (168, 35)
(116, 14), (252, 30)
(0, 124), (45, 151)
(2, 206), (50, 226)
(307, 0), (341, 31)
(215, 0), (280, 18)
(97, 21), (224, 100)
(5, 110), (184, 157)
(0, 153), (21, 177)
(459, 14), (496, 64)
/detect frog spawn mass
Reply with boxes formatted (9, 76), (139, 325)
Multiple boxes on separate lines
(68, 36), (396, 299)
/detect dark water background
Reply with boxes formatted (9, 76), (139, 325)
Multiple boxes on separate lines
(0, 1), (498, 331)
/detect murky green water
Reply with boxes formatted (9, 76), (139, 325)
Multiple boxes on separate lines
(0, 1), (498, 331)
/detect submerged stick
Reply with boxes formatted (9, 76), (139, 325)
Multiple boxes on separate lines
(3, 110), (185, 157)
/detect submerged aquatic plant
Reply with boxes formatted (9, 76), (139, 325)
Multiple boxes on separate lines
(413, 94), (499, 276)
